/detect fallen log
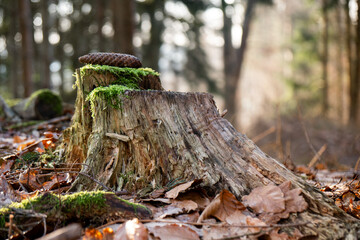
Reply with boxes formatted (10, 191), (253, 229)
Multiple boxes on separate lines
(61, 63), (360, 239)
(12, 89), (63, 120)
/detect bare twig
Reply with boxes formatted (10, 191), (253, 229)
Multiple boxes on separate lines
(252, 126), (276, 143)
(8, 214), (13, 239)
(354, 157), (360, 171)
(308, 144), (327, 168)
(297, 105), (320, 160)
(66, 171), (113, 192)
(97, 218), (311, 230)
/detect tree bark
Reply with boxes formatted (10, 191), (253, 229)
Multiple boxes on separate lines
(41, 0), (51, 89)
(63, 68), (360, 238)
(350, 0), (360, 124)
(112, 0), (135, 54)
(18, 0), (34, 97)
(96, 0), (106, 52)
(141, 0), (164, 70)
(321, 0), (329, 116)
(222, 0), (256, 128)
(345, 0), (353, 124)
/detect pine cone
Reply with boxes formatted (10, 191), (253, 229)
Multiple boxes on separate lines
(78, 52), (142, 68)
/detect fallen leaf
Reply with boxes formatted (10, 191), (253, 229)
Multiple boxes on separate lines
(175, 211), (200, 222)
(114, 218), (148, 240)
(17, 139), (36, 151)
(42, 173), (72, 191)
(148, 223), (199, 240)
(198, 189), (245, 223)
(0, 159), (14, 174)
(165, 180), (201, 199)
(176, 190), (211, 210)
(103, 227), (114, 240)
(19, 169), (43, 191)
(83, 227), (103, 240)
(13, 135), (26, 144)
(242, 185), (285, 214)
(35, 147), (45, 153)
(155, 200), (198, 219)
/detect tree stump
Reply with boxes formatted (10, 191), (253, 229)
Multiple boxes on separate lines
(62, 65), (360, 238)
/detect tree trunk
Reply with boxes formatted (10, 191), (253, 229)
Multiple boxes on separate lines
(350, 0), (360, 124)
(96, 0), (106, 52)
(321, 0), (329, 116)
(336, 3), (345, 123)
(345, 0), (353, 124)
(8, 1), (20, 98)
(222, 0), (256, 129)
(18, 0), (34, 97)
(142, 0), (164, 70)
(41, 0), (51, 89)
(63, 68), (360, 238)
(112, 0), (135, 54)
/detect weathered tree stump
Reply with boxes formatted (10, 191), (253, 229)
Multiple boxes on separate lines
(62, 65), (360, 238)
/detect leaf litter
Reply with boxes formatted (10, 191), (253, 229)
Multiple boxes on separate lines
(0, 115), (359, 239)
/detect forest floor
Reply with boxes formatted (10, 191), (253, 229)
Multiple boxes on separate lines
(0, 111), (359, 239)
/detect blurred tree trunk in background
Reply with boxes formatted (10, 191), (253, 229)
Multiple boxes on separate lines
(321, 0), (329, 116)
(222, 0), (256, 129)
(7, 2), (20, 98)
(141, 0), (164, 71)
(41, 0), (51, 89)
(96, 0), (106, 52)
(350, 0), (360, 124)
(112, 0), (135, 54)
(18, 0), (34, 97)
(336, 3), (345, 123)
(345, 0), (353, 124)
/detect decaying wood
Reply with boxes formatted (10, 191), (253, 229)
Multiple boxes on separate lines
(63, 68), (360, 239)
(12, 90), (63, 120)
(0, 95), (21, 122)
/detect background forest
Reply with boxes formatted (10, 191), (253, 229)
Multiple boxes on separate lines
(0, 0), (359, 167)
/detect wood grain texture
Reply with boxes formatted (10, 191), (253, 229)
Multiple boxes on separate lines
(79, 52), (142, 68)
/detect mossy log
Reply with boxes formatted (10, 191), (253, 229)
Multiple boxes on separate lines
(12, 89), (63, 120)
(63, 67), (360, 239)
(0, 191), (151, 239)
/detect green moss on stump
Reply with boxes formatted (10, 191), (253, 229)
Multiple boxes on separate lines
(78, 65), (160, 116)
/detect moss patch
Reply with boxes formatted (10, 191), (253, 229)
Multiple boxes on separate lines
(78, 64), (159, 89)
(86, 85), (134, 115)
(26, 89), (63, 119)
(80, 65), (160, 115)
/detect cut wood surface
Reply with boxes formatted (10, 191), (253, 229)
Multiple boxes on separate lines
(63, 68), (360, 239)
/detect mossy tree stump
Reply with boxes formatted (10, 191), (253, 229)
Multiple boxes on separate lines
(63, 65), (360, 238)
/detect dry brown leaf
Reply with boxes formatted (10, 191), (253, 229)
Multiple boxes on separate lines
(165, 180), (199, 199)
(198, 189), (245, 223)
(255, 182), (308, 224)
(114, 218), (148, 240)
(42, 173), (72, 191)
(175, 211), (200, 222)
(19, 169), (43, 191)
(242, 185), (285, 214)
(176, 190), (211, 211)
(0, 159), (14, 174)
(155, 200), (198, 219)
(83, 227), (103, 240)
(149, 223), (200, 240)
(103, 227), (114, 240)
(268, 228), (303, 240)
